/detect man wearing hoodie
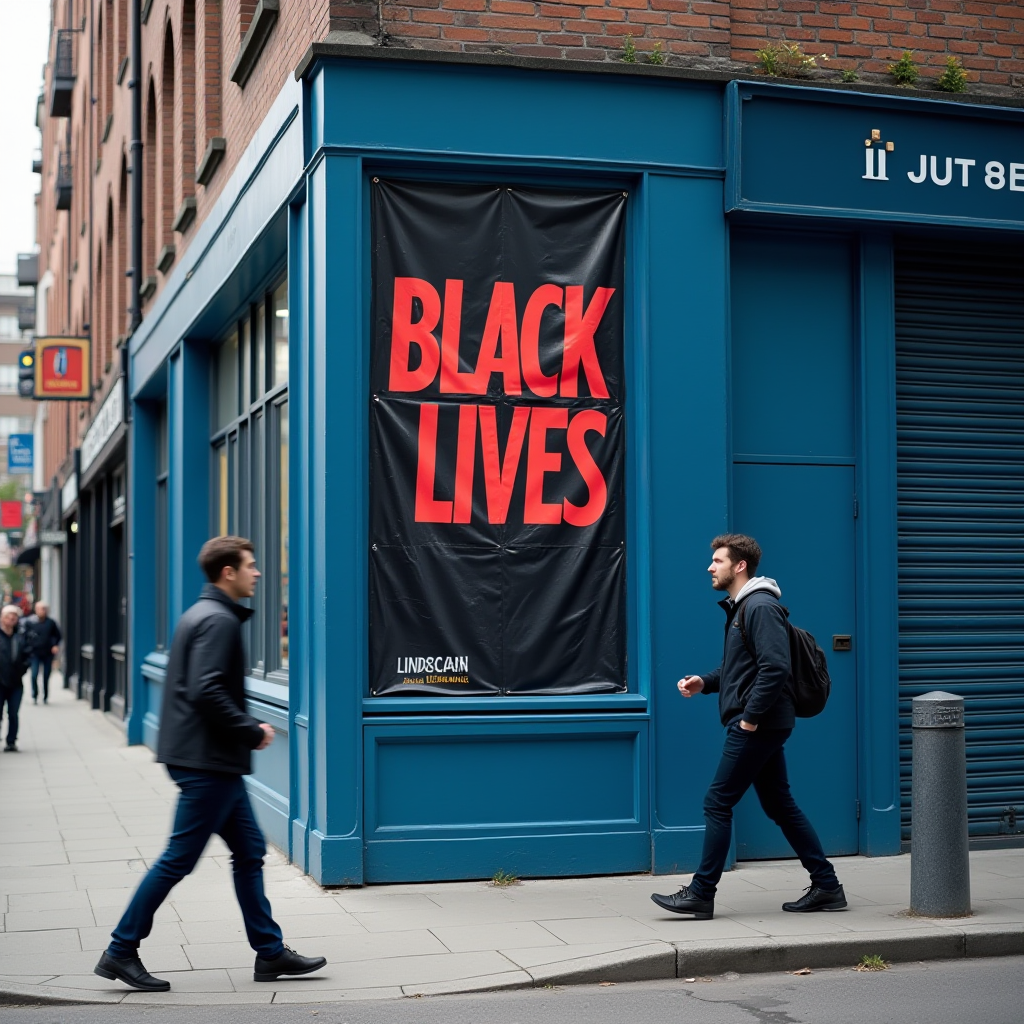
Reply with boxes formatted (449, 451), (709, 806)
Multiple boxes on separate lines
(651, 534), (845, 919)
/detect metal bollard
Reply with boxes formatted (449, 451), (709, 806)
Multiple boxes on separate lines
(910, 691), (971, 917)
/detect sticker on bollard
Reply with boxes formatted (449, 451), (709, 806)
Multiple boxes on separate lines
(912, 691), (964, 729)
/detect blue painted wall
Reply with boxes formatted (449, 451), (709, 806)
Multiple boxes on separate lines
(123, 57), (965, 887)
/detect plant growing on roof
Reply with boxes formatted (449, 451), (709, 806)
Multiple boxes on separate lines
(937, 55), (969, 93)
(647, 41), (666, 66)
(756, 42), (828, 79)
(621, 34), (637, 64)
(889, 50), (919, 87)
(841, 66), (859, 83)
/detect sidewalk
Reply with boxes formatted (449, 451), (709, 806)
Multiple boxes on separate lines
(1, 687), (1021, 1007)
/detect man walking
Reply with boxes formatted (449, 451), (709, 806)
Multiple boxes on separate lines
(651, 534), (845, 919)
(21, 601), (62, 704)
(0, 604), (30, 752)
(95, 537), (326, 992)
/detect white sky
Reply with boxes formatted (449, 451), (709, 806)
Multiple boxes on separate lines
(0, 2), (51, 275)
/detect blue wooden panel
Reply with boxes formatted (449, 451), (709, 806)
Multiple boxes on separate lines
(126, 402), (161, 745)
(731, 232), (855, 459)
(364, 716), (648, 882)
(731, 463), (860, 857)
(315, 60), (723, 172)
(645, 173), (731, 872)
(856, 233), (901, 856)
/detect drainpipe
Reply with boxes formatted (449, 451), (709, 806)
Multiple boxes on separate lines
(128, 0), (141, 334)
(88, 0), (94, 369)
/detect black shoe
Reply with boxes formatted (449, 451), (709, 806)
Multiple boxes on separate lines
(3, 744), (16, 752)
(254, 945), (327, 982)
(783, 884), (848, 913)
(651, 885), (714, 919)
(94, 951), (171, 991)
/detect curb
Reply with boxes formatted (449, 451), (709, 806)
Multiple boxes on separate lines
(2, 925), (1022, 1006)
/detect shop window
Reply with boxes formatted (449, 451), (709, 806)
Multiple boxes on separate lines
(210, 273), (288, 677)
(155, 403), (169, 649)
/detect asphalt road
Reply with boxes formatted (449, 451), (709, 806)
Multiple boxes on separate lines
(3, 956), (1019, 1024)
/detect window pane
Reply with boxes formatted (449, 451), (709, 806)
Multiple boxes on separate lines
(272, 280), (288, 385)
(254, 300), (266, 399)
(155, 479), (167, 648)
(217, 444), (228, 536)
(252, 410), (265, 671)
(216, 331), (238, 429)
(240, 316), (251, 411)
(157, 403), (169, 475)
(278, 401), (289, 670)
(227, 433), (237, 534)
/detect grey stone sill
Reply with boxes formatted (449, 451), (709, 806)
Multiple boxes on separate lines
(230, 0), (279, 89)
(197, 137), (226, 187)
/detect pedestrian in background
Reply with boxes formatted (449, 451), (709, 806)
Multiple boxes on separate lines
(95, 536), (326, 992)
(0, 604), (31, 752)
(21, 601), (62, 704)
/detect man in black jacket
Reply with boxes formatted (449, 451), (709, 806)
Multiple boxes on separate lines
(651, 534), (845, 920)
(21, 601), (62, 704)
(0, 604), (30, 752)
(95, 537), (325, 992)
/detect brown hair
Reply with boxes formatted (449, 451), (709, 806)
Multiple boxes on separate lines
(710, 534), (762, 577)
(198, 536), (254, 583)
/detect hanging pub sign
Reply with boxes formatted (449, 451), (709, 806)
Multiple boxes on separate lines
(34, 337), (92, 400)
(369, 180), (627, 696)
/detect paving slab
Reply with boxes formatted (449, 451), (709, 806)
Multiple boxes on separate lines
(1, 683), (1021, 1007)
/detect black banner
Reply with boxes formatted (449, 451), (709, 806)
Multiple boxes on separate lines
(369, 181), (626, 696)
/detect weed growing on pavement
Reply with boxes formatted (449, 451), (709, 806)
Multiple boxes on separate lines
(647, 42), (666, 66)
(621, 35), (637, 64)
(854, 954), (890, 971)
(492, 869), (519, 887)
(841, 67), (859, 83)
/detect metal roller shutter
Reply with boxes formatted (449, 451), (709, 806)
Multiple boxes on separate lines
(895, 238), (1024, 844)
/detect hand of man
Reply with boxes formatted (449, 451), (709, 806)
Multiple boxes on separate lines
(51, 645), (59, 655)
(256, 723), (275, 750)
(739, 720), (758, 731)
(677, 675), (704, 698)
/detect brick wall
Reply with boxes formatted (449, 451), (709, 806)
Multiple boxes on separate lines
(373, 1), (1024, 90)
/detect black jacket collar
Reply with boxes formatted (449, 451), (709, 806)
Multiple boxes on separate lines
(200, 583), (254, 622)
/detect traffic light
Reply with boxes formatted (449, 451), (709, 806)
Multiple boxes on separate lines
(17, 349), (35, 398)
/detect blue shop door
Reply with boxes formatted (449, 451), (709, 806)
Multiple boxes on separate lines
(731, 464), (859, 858)
(730, 230), (859, 859)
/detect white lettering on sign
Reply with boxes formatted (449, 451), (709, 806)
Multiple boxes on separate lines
(862, 130), (1021, 197)
(81, 377), (124, 473)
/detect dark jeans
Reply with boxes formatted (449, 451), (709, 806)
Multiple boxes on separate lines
(0, 684), (22, 746)
(689, 723), (839, 900)
(30, 655), (53, 702)
(108, 767), (284, 960)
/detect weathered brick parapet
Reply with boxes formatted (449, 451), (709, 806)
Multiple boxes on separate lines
(339, 1), (1024, 95)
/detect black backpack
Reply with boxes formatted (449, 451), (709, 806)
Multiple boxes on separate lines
(737, 603), (831, 718)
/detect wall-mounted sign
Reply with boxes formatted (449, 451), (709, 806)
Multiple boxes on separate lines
(40, 530), (67, 546)
(7, 434), (33, 473)
(61, 470), (78, 514)
(34, 337), (92, 400)
(726, 82), (1024, 231)
(0, 501), (23, 529)
(80, 378), (124, 473)
(369, 180), (626, 697)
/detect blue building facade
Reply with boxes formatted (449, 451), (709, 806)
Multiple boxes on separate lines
(125, 50), (1024, 885)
